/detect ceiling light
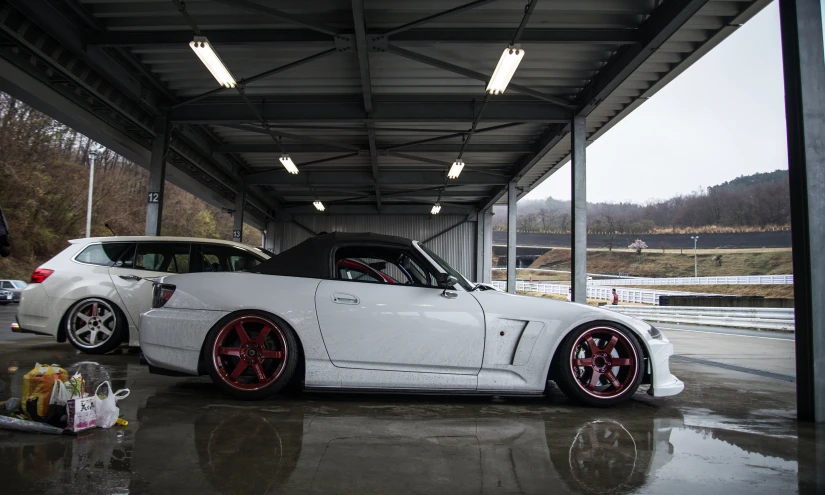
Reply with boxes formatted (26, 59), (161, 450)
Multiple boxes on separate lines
(280, 154), (299, 174)
(313, 200), (325, 212)
(448, 160), (465, 179)
(486, 46), (524, 95)
(189, 36), (236, 88)
(431, 203), (441, 215)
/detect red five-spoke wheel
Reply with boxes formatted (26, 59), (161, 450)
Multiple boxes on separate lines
(554, 324), (643, 407)
(208, 313), (298, 399)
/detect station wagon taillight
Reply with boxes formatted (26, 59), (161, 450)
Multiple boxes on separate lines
(30, 269), (54, 284)
(152, 283), (177, 308)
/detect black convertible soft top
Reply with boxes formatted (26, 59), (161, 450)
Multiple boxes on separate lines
(250, 232), (414, 279)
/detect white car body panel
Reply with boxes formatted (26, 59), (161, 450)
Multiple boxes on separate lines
(140, 269), (684, 397)
(315, 280), (485, 375)
(15, 236), (268, 347)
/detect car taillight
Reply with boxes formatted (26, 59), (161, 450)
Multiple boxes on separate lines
(152, 283), (176, 308)
(30, 269), (54, 284)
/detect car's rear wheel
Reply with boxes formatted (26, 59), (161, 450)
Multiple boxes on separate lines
(65, 298), (125, 354)
(205, 312), (299, 400)
(553, 323), (643, 407)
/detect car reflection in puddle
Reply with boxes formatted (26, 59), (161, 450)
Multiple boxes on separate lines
(0, 389), (807, 495)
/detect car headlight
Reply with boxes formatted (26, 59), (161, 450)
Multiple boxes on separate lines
(648, 325), (662, 339)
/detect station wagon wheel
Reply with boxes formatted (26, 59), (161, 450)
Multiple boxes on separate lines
(554, 324), (643, 407)
(65, 298), (125, 354)
(209, 314), (296, 397)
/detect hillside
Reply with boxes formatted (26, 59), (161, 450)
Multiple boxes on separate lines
(493, 169), (790, 234)
(0, 93), (261, 281)
(529, 248), (793, 278)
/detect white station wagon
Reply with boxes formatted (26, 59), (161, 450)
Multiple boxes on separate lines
(15, 236), (269, 354)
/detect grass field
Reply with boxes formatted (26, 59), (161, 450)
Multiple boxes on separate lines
(625, 284), (794, 299)
(527, 248), (793, 278)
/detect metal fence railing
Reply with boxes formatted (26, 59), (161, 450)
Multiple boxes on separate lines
(489, 281), (720, 305)
(589, 274), (794, 286)
(605, 306), (795, 332)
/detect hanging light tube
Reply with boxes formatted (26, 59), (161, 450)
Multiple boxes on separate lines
(313, 200), (325, 212)
(431, 203), (441, 215)
(486, 46), (525, 95)
(280, 154), (299, 174)
(448, 160), (465, 179)
(189, 36), (237, 88)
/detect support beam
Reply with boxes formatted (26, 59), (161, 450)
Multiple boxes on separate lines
(145, 118), (171, 236)
(88, 29), (639, 47)
(571, 116), (587, 303)
(233, 178), (246, 242)
(169, 98), (572, 123)
(383, 0), (501, 36)
(575, 0), (710, 116)
(214, 143), (533, 153)
(209, 0), (337, 36)
(246, 170), (507, 186)
(506, 182), (517, 294)
(778, 0), (825, 423)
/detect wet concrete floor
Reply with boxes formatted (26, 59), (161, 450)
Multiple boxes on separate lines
(0, 338), (823, 495)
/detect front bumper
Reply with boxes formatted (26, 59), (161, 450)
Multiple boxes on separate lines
(646, 335), (685, 397)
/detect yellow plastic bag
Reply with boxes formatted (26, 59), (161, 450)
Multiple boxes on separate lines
(22, 363), (67, 421)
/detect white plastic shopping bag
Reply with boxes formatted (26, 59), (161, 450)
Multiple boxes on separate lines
(92, 381), (130, 429)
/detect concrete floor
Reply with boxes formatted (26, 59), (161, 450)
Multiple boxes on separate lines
(1, 326), (824, 494)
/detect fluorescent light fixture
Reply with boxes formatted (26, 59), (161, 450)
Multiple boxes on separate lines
(189, 36), (236, 88)
(486, 46), (525, 95)
(448, 160), (465, 179)
(431, 203), (441, 215)
(280, 154), (299, 174)
(313, 200), (325, 212)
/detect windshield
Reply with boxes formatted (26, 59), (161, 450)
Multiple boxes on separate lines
(417, 244), (474, 291)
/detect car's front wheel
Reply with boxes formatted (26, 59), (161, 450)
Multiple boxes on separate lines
(65, 298), (125, 354)
(553, 323), (644, 407)
(205, 312), (299, 400)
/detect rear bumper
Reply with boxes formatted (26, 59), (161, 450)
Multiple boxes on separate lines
(16, 284), (73, 340)
(139, 307), (229, 375)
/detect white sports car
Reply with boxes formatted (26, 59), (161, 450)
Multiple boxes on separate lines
(140, 233), (684, 406)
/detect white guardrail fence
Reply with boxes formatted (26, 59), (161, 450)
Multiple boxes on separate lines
(605, 306), (795, 332)
(589, 274), (793, 286)
(490, 281), (722, 305)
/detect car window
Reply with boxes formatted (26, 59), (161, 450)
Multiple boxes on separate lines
(134, 243), (191, 273)
(1, 281), (12, 289)
(338, 260), (383, 283)
(199, 245), (263, 272)
(75, 243), (134, 267)
(12, 281), (27, 288)
(333, 246), (438, 287)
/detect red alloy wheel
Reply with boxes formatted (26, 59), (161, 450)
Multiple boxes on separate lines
(212, 315), (289, 391)
(569, 326), (639, 399)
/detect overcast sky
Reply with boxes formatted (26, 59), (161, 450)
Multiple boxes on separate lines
(524, 1), (792, 204)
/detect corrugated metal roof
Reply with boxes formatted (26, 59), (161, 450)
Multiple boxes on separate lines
(0, 0), (771, 217)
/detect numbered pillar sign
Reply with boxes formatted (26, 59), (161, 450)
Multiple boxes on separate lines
(148, 192), (160, 203)
(233, 230), (241, 238)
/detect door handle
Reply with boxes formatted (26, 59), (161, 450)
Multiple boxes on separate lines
(331, 293), (359, 305)
(118, 275), (142, 281)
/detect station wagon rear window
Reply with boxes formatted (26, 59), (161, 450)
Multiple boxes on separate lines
(75, 243), (133, 266)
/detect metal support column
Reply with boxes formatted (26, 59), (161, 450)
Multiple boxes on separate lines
(475, 208), (494, 283)
(778, 0), (825, 423)
(264, 220), (283, 254)
(571, 115), (587, 303)
(145, 118), (170, 236)
(232, 178), (246, 242)
(507, 182), (517, 293)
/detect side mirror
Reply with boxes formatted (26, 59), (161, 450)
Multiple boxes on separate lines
(437, 273), (458, 288)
